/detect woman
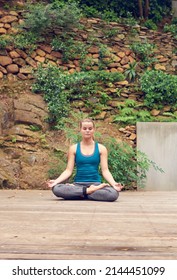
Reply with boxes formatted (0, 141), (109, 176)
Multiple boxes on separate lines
(47, 118), (124, 201)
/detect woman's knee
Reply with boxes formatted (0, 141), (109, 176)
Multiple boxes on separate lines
(52, 184), (65, 197)
(88, 187), (119, 202)
(107, 188), (119, 202)
(52, 183), (84, 199)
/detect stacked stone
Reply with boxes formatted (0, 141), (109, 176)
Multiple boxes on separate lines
(1, 9), (177, 146)
(1, 10), (177, 80)
(0, 10), (20, 35)
(119, 125), (136, 146)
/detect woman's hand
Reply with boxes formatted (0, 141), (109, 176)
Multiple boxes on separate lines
(112, 182), (124, 192)
(46, 179), (57, 188)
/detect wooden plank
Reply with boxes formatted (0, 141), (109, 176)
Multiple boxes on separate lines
(0, 190), (177, 259)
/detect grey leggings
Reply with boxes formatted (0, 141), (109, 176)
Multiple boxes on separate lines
(52, 182), (119, 202)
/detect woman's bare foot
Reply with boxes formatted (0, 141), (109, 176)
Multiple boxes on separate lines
(86, 183), (109, 194)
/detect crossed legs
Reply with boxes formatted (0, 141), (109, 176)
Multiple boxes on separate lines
(52, 182), (119, 202)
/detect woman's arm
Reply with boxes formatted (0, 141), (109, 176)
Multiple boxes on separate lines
(46, 144), (76, 188)
(99, 144), (124, 191)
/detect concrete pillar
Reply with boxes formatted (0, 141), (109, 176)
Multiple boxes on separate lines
(172, 0), (177, 17)
(136, 122), (177, 191)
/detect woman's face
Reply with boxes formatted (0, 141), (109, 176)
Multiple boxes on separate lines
(80, 121), (95, 140)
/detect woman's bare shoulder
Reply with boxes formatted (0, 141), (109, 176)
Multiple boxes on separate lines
(98, 143), (107, 153)
(69, 143), (77, 154)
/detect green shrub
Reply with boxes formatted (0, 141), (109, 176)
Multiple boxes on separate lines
(78, 0), (171, 23)
(113, 109), (154, 125)
(102, 28), (120, 39)
(140, 70), (177, 108)
(0, 35), (12, 49)
(121, 12), (138, 26)
(130, 41), (156, 67)
(105, 138), (163, 189)
(113, 99), (154, 125)
(124, 61), (138, 82)
(23, 3), (53, 35)
(143, 19), (157, 30)
(49, 0), (82, 29)
(48, 149), (67, 179)
(22, 1), (82, 37)
(101, 9), (119, 22)
(13, 32), (40, 50)
(33, 65), (125, 128)
(32, 65), (70, 128)
(51, 36), (87, 62)
(171, 17), (177, 25)
(164, 23), (177, 39)
(81, 4), (101, 18)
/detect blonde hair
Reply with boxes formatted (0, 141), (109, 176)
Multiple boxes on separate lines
(79, 118), (95, 129)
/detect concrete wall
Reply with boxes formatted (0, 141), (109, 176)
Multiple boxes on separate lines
(172, 1), (177, 17)
(136, 122), (177, 191)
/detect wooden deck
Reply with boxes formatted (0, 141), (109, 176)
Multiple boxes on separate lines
(0, 189), (177, 260)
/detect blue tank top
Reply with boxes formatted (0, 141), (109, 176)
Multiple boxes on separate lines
(74, 142), (101, 183)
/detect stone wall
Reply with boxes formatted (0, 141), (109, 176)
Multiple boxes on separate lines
(0, 10), (177, 80)
(1, 9), (177, 146)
